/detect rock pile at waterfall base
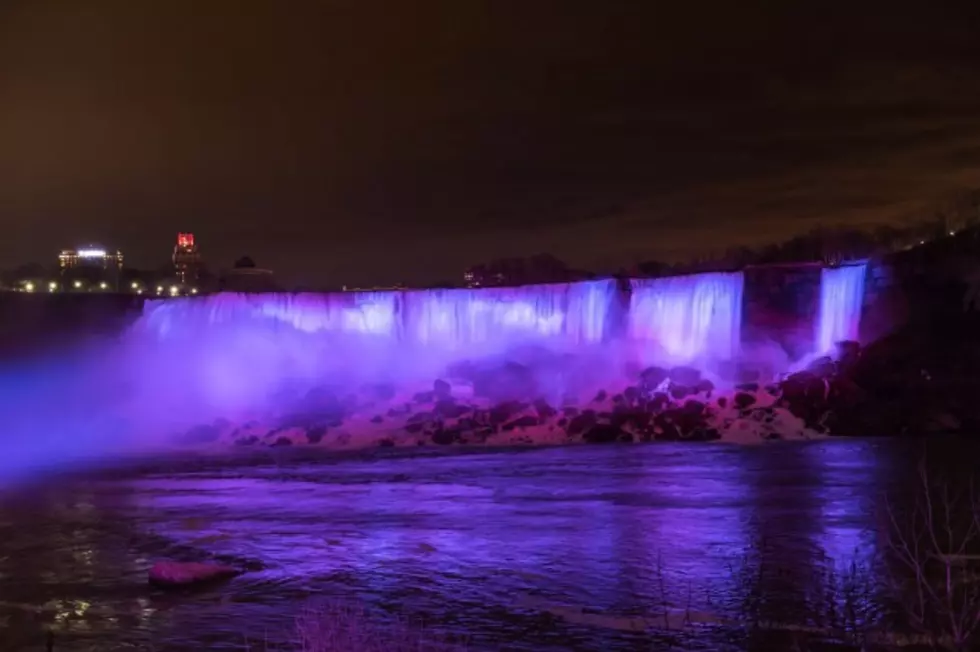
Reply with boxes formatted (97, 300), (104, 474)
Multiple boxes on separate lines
(174, 363), (826, 451)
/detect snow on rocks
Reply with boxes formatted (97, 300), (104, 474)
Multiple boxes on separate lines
(148, 561), (241, 588)
(173, 360), (829, 451)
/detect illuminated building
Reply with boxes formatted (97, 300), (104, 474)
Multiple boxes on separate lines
(172, 232), (202, 284)
(58, 247), (124, 271)
(58, 246), (123, 290)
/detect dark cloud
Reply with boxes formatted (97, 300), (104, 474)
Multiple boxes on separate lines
(1, 2), (980, 285)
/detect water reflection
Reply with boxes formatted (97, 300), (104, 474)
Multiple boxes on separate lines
(0, 441), (919, 650)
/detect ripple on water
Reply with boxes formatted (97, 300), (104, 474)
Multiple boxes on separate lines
(0, 440), (945, 651)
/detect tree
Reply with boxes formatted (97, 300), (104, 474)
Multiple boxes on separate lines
(882, 462), (980, 650)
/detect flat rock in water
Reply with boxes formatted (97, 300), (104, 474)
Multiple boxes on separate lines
(148, 561), (241, 588)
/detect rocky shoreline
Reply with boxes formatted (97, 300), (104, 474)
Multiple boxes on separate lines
(173, 357), (828, 451)
(170, 312), (980, 450)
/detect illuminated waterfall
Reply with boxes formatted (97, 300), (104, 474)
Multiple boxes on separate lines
(402, 279), (617, 351)
(816, 263), (866, 354)
(628, 272), (744, 364)
(128, 282), (619, 416)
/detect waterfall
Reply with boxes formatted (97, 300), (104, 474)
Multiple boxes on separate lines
(628, 272), (744, 365)
(402, 280), (617, 352)
(816, 263), (866, 354)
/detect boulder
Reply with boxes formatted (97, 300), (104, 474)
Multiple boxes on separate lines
(148, 561), (241, 588)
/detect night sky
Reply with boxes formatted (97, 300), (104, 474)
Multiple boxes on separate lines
(2, 2), (980, 286)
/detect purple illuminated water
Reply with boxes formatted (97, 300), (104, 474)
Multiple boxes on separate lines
(628, 272), (744, 366)
(0, 441), (913, 651)
(118, 282), (623, 428)
(816, 264), (867, 355)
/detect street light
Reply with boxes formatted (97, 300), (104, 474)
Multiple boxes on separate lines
(24, 282), (35, 292)
(48, 281), (57, 292)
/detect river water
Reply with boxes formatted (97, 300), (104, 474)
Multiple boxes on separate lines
(0, 440), (939, 651)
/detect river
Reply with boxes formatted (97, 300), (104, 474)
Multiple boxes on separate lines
(0, 440), (944, 651)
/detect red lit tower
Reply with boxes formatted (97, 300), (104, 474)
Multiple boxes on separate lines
(173, 233), (201, 284)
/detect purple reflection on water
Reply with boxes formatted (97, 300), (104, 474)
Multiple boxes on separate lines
(0, 443), (894, 649)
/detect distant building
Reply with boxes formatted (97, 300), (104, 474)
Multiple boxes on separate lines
(58, 246), (124, 290)
(219, 256), (279, 292)
(58, 246), (124, 272)
(172, 232), (202, 284)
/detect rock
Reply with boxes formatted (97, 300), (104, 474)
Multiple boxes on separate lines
(592, 390), (608, 403)
(669, 366), (701, 386)
(305, 426), (327, 444)
(668, 383), (693, 401)
(271, 436), (292, 447)
(431, 429), (458, 445)
(234, 436), (259, 446)
(807, 356), (836, 379)
(566, 410), (597, 435)
(696, 379), (715, 395)
(489, 401), (524, 427)
(639, 366), (668, 390)
(434, 398), (469, 418)
(533, 399), (557, 420)
(779, 371), (828, 426)
(148, 561), (240, 588)
(623, 386), (641, 405)
(648, 392), (671, 412)
(369, 415), (384, 424)
(378, 438), (396, 448)
(412, 390), (435, 403)
(433, 379), (452, 399)
(681, 399), (705, 416)
(582, 424), (631, 443)
(733, 392), (757, 410)
(503, 415), (539, 430)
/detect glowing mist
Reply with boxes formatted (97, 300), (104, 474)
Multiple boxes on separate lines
(816, 263), (867, 354)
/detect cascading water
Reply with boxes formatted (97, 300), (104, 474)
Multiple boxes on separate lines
(124, 281), (620, 423)
(816, 263), (867, 355)
(401, 280), (617, 352)
(628, 272), (744, 365)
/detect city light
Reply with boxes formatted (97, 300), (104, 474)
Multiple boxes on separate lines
(24, 282), (35, 292)
(48, 281), (57, 292)
(131, 281), (140, 289)
(190, 288), (198, 294)
(73, 280), (83, 289)
(77, 249), (107, 258)
(169, 285), (179, 296)
(99, 281), (108, 290)
(156, 286), (164, 294)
